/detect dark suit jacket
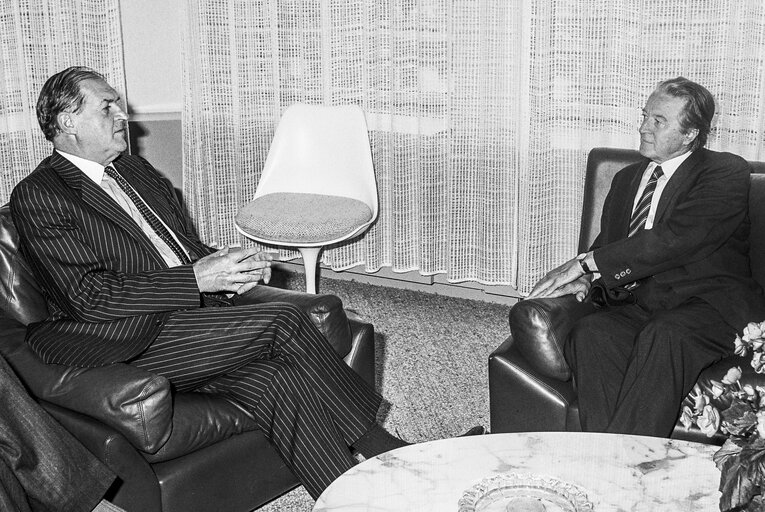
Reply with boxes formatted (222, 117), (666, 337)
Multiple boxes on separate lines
(10, 152), (215, 366)
(591, 148), (765, 330)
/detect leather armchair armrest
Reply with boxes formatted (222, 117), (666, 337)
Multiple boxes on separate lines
(508, 296), (597, 381)
(142, 393), (258, 464)
(345, 318), (375, 387)
(489, 336), (579, 433)
(234, 286), (352, 357)
(0, 316), (173, 453)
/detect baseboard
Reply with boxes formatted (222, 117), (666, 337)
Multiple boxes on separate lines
(273, 261), (521, 306)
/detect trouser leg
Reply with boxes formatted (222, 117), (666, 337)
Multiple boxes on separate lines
(605, 300), (733, 436)
(0, 355), (114, 512)
(565, 304), (647, 432)
(566, 300), (733, 436)
(130, 302), (381, 498)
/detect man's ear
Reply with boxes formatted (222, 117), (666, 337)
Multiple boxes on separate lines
(57, 112), (76, 134)
(684, 127), (699, 146)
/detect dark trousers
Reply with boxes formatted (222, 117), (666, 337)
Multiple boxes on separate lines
(0, 355), (114, 512)
(565, 295), (734, 437)
(130, 300), (381, 499)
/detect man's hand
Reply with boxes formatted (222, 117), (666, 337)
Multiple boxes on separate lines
(193, 246), (273, 294)
(526, 256), (587, 300)
(540, 275), (593, 302)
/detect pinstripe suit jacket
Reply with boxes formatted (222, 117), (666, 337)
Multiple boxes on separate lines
(10, 152), (215, 366)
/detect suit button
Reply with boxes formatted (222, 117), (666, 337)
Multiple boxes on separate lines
(155, 320), (162, 326)
(626, 269), (632, 274)
(614, 274), (620, 279)
(620, 271), (626, 277)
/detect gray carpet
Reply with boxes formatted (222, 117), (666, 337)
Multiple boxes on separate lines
(258, 272), (510, 512)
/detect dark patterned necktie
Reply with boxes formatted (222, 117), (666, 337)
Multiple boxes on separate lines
(628, 166), (664, 237)
(103, 166), (191, 264)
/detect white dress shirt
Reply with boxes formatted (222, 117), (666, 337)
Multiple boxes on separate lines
(632, 150), (692, 230)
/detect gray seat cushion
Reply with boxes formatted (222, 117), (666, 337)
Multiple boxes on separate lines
(236, 192), (372, 244)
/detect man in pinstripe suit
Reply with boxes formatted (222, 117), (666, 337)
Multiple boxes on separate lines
(10, 66), (407, 500)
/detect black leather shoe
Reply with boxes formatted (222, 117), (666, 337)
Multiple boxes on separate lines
(460, 426), (486, 436)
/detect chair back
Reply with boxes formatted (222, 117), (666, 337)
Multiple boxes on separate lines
(0, 204), (48, 325)
(255, 103), (378, 222)
(578, 147), (765, 290)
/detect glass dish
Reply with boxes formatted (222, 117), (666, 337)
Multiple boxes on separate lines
(458, 472), (594, 512)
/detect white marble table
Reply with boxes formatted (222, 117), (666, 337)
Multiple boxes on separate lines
(314, 431), (721, 511)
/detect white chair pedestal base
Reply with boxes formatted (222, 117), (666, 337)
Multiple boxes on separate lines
(299, 247), (322, 294)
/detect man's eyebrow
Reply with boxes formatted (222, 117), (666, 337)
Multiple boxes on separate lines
(641, 109), (666, 121)
(99, 96), (121, 106)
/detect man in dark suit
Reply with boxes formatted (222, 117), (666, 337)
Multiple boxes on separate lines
(527, 77), (765, 436)
(10, 66), (409, 500)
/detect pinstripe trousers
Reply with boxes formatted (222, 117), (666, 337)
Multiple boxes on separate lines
(129, 300), (381, 499)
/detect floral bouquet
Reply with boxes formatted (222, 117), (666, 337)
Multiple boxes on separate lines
(682, 321), (765, 511)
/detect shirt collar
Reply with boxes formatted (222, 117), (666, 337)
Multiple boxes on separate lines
(55, 149), (109, 184)
(648, 150), (693, 180)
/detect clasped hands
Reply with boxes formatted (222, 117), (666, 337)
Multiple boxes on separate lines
(193, 246), (274, 295)
(526, 255), (592, 302)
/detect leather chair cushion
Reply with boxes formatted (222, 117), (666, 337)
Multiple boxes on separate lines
(0, 315), (173, 453)
(0, 204), (48, 325)
(508, 296), (597, 381)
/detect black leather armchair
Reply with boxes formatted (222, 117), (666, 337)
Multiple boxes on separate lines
(0, 204), (375, 512)
(489, 147), (765, 445)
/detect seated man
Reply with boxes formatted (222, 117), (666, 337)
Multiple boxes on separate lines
(527, 77), (765, 437)
(10, 66), (443, 499)
(0, 352), (123, 512)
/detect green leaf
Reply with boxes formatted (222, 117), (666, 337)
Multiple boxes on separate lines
(722, 402), (759, 437)
(717, 453), (758, 511)
(746, 495), (765, 511)
(716, 438), (765, 511)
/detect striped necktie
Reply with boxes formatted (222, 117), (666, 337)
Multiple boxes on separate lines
(103, 166), (191, 264)
(627, 166), (663, 237)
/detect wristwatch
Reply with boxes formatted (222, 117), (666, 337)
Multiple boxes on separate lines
(578, 256), (593, 274)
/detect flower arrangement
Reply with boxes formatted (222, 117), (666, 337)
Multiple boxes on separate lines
(682, 321), (765, 511)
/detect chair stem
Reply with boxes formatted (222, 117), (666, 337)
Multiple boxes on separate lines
(299, 247), (322, 294)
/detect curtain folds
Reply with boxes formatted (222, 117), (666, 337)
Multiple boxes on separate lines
(182, 0), (765, 293)
(0, 0), (126, 203)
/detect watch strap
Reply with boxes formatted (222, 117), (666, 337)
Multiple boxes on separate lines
(578, 257), (593, 274)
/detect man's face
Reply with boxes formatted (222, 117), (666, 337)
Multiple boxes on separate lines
(638, 91), (697, 164)
(64, 78), (128, 165)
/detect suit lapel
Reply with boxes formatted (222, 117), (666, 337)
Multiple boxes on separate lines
(113, 158), (178, 229)
(111, 157), (204, 260)
(617, 160), (651, 236)
(653, 149), (704, 223)
(49, 152), (167, 267)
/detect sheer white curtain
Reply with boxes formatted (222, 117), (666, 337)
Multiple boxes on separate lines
(182, 0), (765, 293)
(0, 0), (126, 203)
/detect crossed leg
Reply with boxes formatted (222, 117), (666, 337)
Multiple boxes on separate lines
(130, 301), (381, 498)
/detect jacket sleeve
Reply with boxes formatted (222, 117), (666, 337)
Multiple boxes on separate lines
(592, 153), (751, 288)
(10, 175), (203, 324)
